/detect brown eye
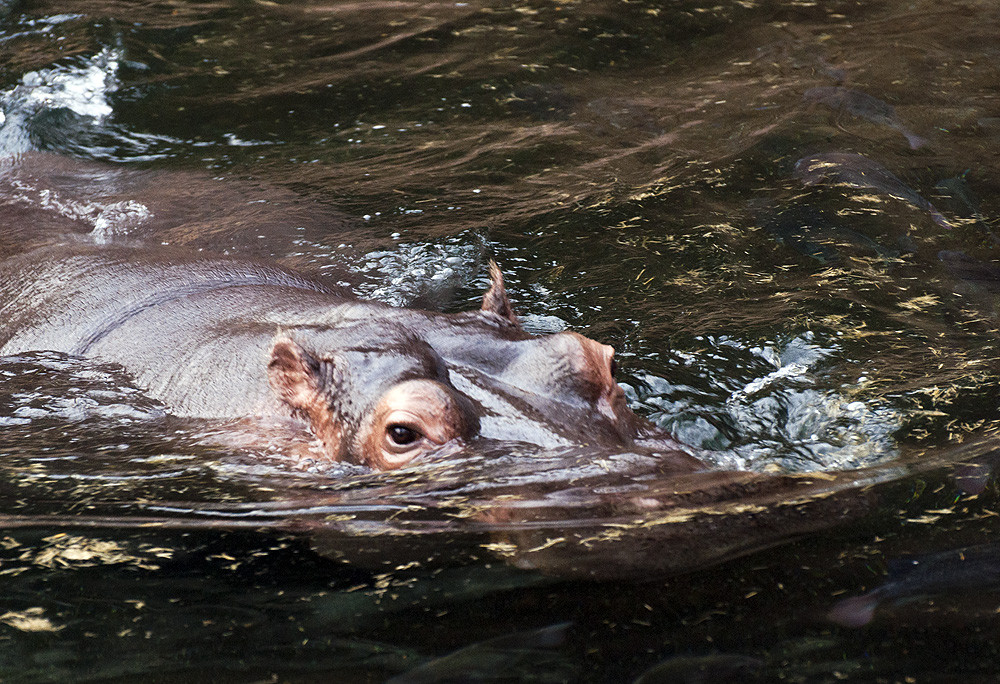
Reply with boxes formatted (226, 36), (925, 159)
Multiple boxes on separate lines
(387, 424), (420, 446)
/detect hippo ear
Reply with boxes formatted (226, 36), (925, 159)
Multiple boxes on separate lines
(480, 260), (520, 327)
(268, 337), (343, 459)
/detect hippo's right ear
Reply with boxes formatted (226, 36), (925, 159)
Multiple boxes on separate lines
(268, 337), (343, 459)
(480, 260), (520, 327)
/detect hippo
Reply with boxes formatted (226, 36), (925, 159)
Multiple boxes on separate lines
(0, 243), (704, 471)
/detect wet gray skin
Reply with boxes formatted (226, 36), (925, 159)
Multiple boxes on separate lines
(0, 243), (701, 471)
(804, 86), (928, 150)
(793, 152), (952, 229)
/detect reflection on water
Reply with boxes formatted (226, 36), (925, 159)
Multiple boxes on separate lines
(2, 0), (1000, 681)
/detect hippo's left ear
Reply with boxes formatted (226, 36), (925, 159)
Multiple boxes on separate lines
(480, 260), (520, 327)
(268, 337), (344, 460)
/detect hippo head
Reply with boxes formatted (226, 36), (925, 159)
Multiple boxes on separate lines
(267, 263), (696, 471)
(267, 327), (481, 470)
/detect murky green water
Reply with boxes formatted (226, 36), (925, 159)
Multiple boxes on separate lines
(2, 0), (1000, 681)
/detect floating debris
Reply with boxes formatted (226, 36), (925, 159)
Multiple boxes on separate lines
(794, 152), (951, 228)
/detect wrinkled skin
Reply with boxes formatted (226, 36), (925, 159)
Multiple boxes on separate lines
(0, 243), (702, 471)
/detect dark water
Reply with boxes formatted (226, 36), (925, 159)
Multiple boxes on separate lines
(2, 0), (1000, 681)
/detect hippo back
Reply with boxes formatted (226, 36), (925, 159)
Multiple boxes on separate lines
(0, 244), (342, 357)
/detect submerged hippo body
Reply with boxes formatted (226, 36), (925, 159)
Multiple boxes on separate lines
(0, 244), (702, 471)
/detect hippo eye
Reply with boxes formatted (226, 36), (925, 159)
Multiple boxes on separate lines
(387, 424), (420, 447)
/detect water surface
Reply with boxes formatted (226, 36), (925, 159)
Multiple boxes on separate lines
(2, 0), (1000, 681)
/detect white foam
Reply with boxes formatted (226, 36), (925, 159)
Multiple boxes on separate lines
(0, 46), (122, 155)
(639, 334), (901, 472)
(20, 46), (119, 120)
(91, 200), (153, 243)
(7, 176), (153, 242)
(316, 234), (484, 306)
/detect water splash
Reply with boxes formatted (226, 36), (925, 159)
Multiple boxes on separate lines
(631, 332), (901, 473)
(287, 231), (488, 308)
(0, 41), (180, 162)
(351, 237), (485, 307)
(0, 351), (166, 425)
(5, 175), (153, 242)
(0, 46), (120, 155)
